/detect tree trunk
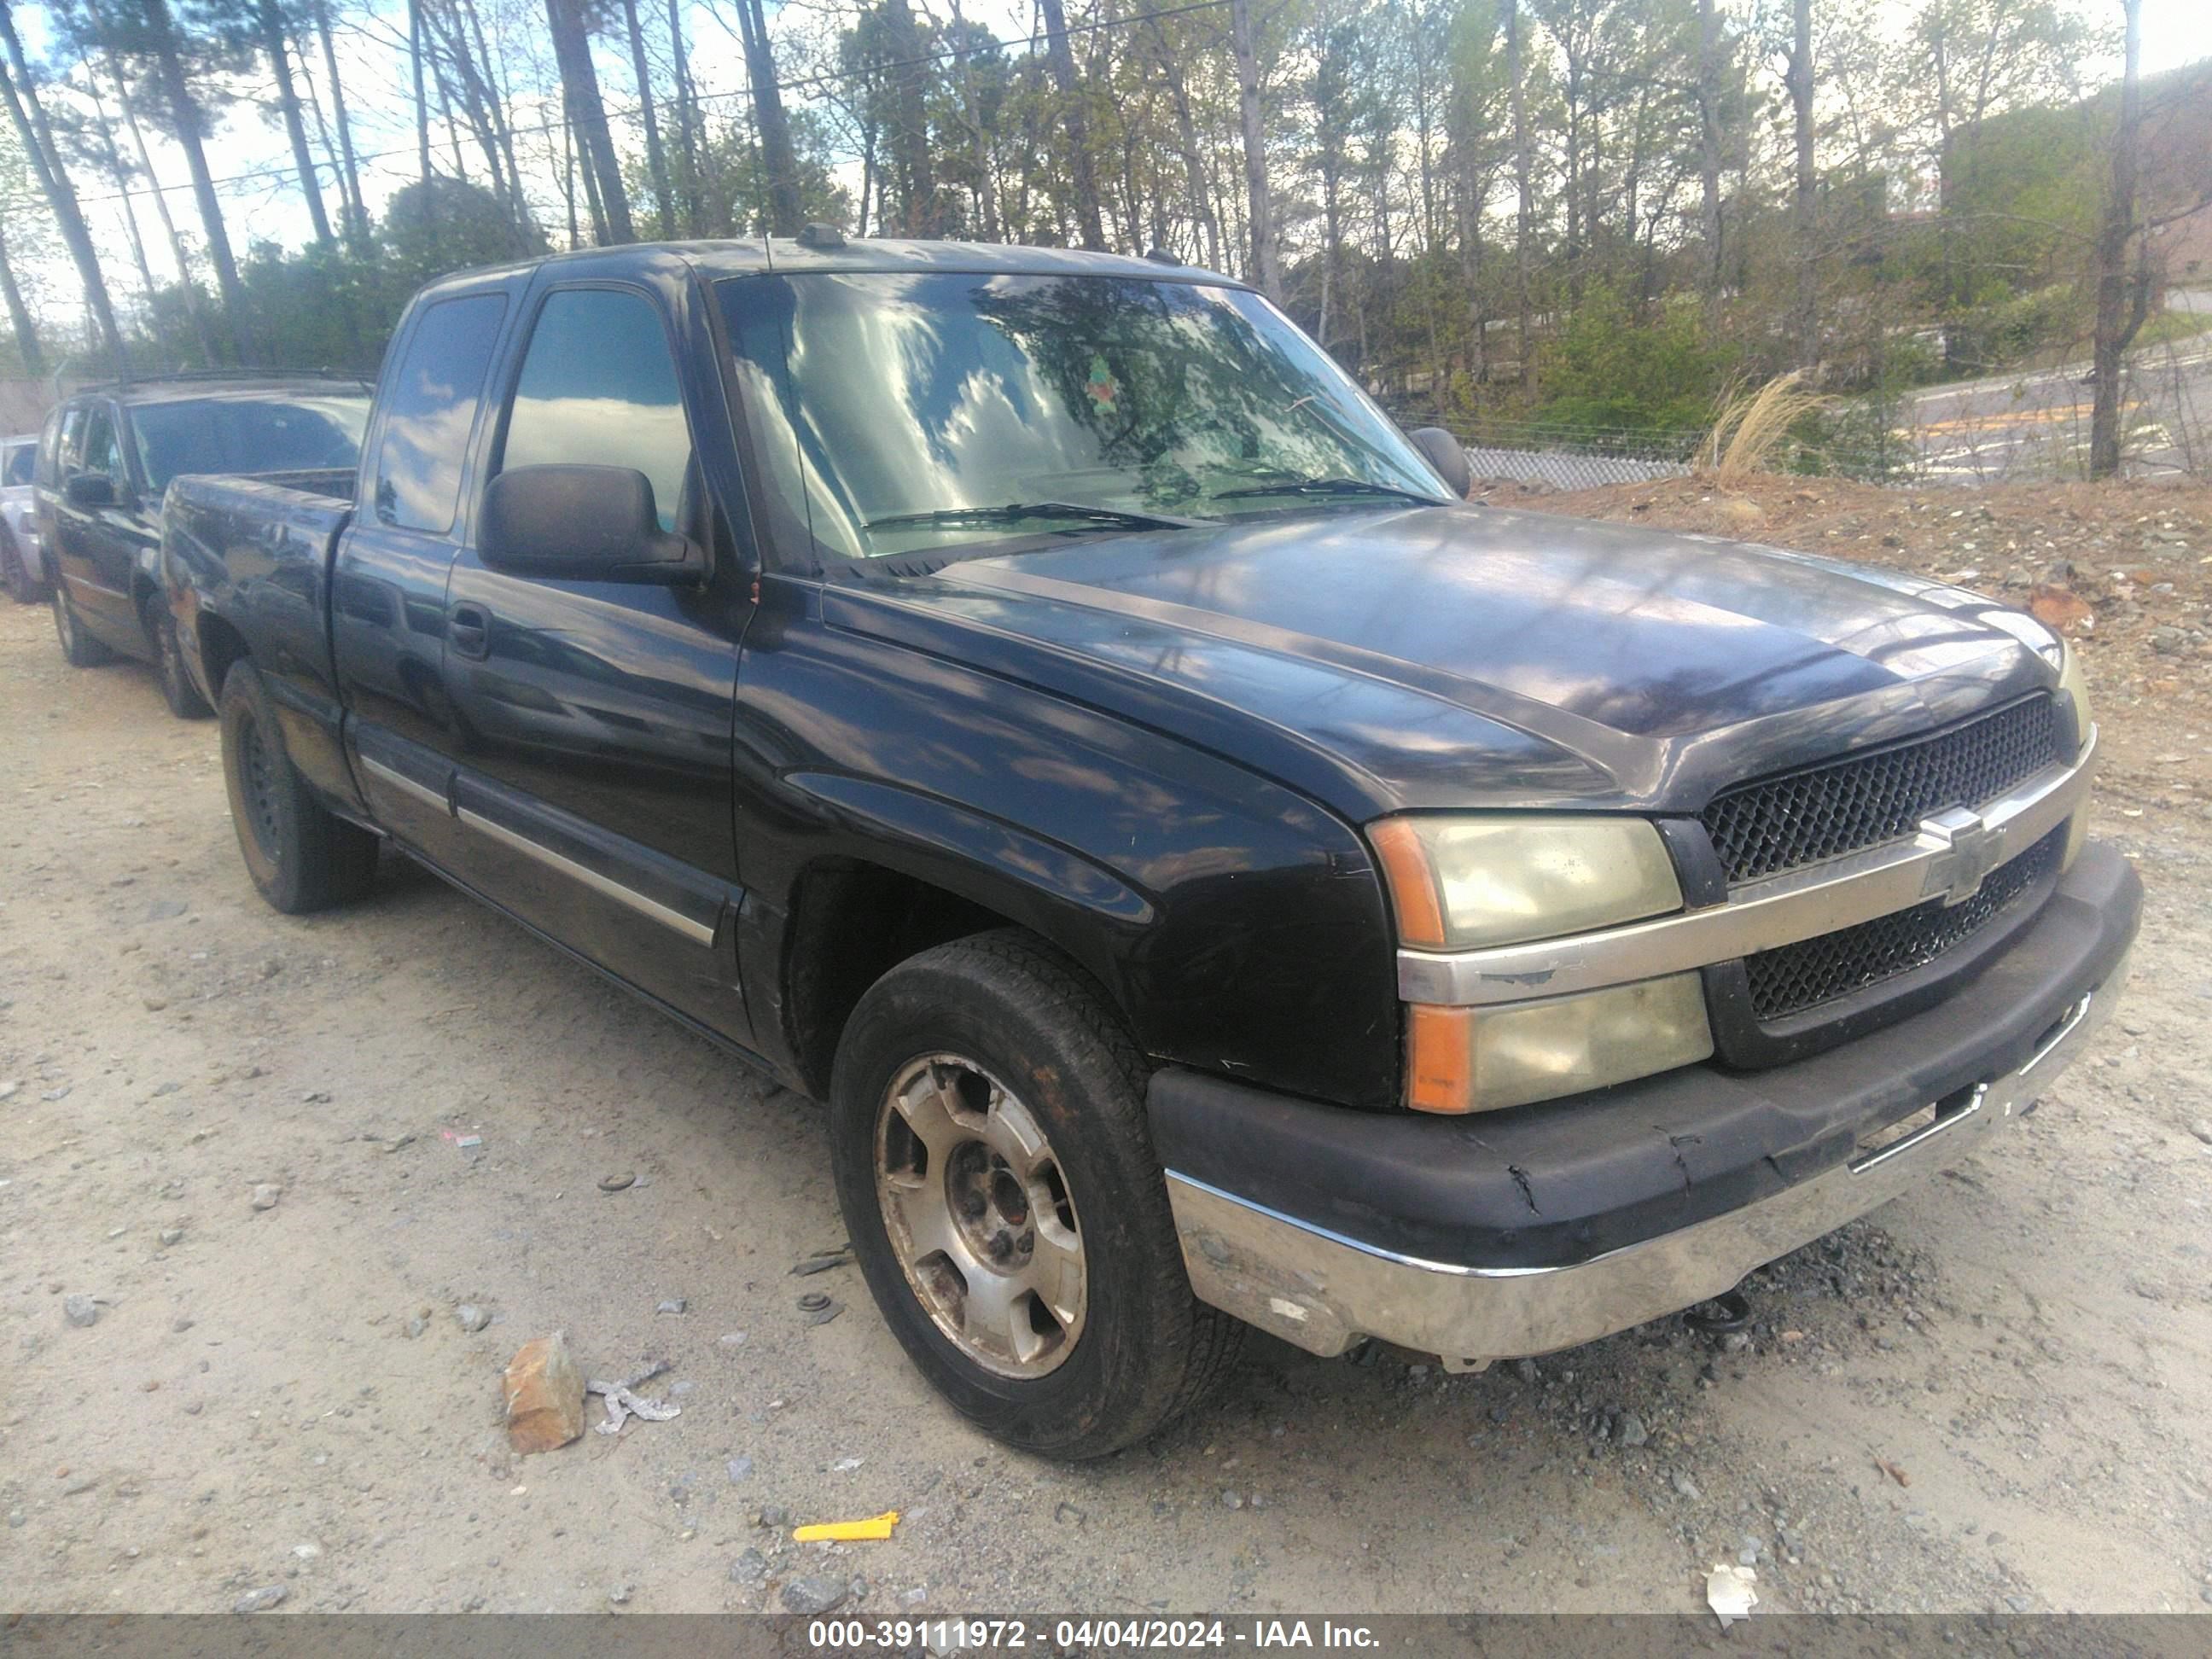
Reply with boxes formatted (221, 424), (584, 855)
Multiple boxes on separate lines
(735, 0), (802, 236)
(1696, 0), (1723, 335)
(1505, 0), (1533, 393)
(1038, 0), (1104, 249)
(1150, 11), (1219, 267)
(433, 48), (469, 178)
(561, 115), (579, 247)
(2087, 0), (2145, 480)
(84, 77), (167, 354)
(547, 0), (632, 241)
(1318, 169), (1339, 345)
(259, 0), (333, 245)
(1229, 0), (1282, 300)
(884, 0), (933, 235)
(0, 214), (43, 375)
(102, 43), (218, 363)
(409, 0), (432, 192)
(457, 0), (531, 236)
(312, 0), (371, 252)
(141, 0), (247, 359)
(1787, 0), (1816, 369)
(666, 0), (702, 233)
(620, 0), (674, 237)
(421, 0), (515, 223)
(0, 3), (125, 374)
(947, 0), (998, 242)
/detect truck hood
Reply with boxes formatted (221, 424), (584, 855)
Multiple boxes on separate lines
(834, 503), (2064, 817)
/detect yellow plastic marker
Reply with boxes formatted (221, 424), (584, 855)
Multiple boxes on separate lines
(792, 1510), (900, 1543)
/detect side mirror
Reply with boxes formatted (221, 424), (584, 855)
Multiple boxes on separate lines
(64, 472), (116, 509)
(479, 464), (703, 585)
(1408, 428), (1473, 500)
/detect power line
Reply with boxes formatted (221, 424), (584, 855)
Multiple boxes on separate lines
(62, 0), (1235, 212)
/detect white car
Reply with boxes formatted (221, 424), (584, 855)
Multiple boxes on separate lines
(1, 431), (42, 603)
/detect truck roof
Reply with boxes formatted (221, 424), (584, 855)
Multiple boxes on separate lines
(418, 236), (1250, 296)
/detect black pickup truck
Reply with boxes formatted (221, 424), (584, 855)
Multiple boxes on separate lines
(162, 237), (2139, 1458)
(38, 373), (370, 715)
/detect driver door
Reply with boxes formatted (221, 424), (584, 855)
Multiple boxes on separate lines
(437, 276), (753, 1038)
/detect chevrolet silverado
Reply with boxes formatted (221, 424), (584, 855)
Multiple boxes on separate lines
(160, 236), (2139, 1458)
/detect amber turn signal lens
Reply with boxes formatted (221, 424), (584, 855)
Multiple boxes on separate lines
(1370, 818), (1447, 949)
(1406, 1004), (1476, 1113)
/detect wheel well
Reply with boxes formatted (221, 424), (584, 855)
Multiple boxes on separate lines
(197, 612), (251, 699)
(783, 861), (1022, 1099)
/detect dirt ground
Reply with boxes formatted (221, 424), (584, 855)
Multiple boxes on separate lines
(3, 479), (2211, 1619)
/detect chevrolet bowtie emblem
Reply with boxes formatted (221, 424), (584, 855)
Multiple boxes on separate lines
(1920, 807), (2005, 906)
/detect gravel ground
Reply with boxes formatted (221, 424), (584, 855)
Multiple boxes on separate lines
(3, 485), (2210, 1618)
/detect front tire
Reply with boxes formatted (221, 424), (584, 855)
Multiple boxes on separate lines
(219, 659), (378, 913)
(155, 608), (212, 719)
(52, 581), (112, 666)
(830, 930), (1243, 1458)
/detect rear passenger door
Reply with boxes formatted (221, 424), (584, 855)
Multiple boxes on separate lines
(436, 277), (751, 1038)
(335, 287), (515, 873)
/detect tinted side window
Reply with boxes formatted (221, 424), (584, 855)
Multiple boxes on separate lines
(81, 409), (122, 484)
(57, 406), (87, 475)
(374, 293), (507, 534)
(497, 288), (693, 533)
(5, 442), (35, 485)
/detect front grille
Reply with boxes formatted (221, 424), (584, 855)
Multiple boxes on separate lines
(1703, 696), (2064, 885)
(1743, 828), (2064, 1022)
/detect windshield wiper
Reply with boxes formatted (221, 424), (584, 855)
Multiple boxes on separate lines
(864, 501), (1190, 533)
(1213, 477), (1441, 505)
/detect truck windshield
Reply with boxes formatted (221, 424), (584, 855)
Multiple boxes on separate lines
(132, 394), (370, 494)
(720, 271), (1446, 561)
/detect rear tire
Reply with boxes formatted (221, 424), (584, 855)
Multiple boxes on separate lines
(155, 608), (212, 719)
(52, 581), (112, 666)
(219, 659), (378, 914)
(2, 531), (41, 603)
(829, 929), (1243, 1459)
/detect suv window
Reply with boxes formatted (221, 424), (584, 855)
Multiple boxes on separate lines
(80, 408), (124, 486)
(374, 293), (507, 534)
(134, 395), (368, 493)
(56, 405), (87, 477)
(3, 441), (34, 486)
(497, 288), (692, 533)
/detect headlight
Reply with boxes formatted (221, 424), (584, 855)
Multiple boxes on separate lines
(1371, 815), (1706, 1112)
(1406, 976), (1714, 1114)
(2057, 640), (2093, 867)
(1368, 816), (1683, 951)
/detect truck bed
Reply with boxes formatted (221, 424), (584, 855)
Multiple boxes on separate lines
(163, 469), (360, 806)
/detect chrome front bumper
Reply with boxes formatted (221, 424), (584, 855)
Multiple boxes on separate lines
(1167, 953), (2126, 1367)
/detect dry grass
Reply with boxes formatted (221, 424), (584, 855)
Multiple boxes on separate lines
(1698, 371), (1826, 480)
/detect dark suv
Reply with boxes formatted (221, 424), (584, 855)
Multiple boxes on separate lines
(38, 374), (370, 714)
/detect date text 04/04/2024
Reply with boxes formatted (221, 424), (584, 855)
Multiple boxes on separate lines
(803, 1617), (1382, 1650)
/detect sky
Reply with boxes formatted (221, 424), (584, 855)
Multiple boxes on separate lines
(12, 0), (2212, 337)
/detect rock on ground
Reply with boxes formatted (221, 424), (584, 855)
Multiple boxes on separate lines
(504, 1332), (586, 1454)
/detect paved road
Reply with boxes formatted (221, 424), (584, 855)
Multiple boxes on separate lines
(1905, 300), (2212, 482)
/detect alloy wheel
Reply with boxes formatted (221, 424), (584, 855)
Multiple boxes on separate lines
(875, 1053), (1086, 1378)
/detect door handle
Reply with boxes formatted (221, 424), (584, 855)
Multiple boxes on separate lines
(449, 602), (491, 659)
